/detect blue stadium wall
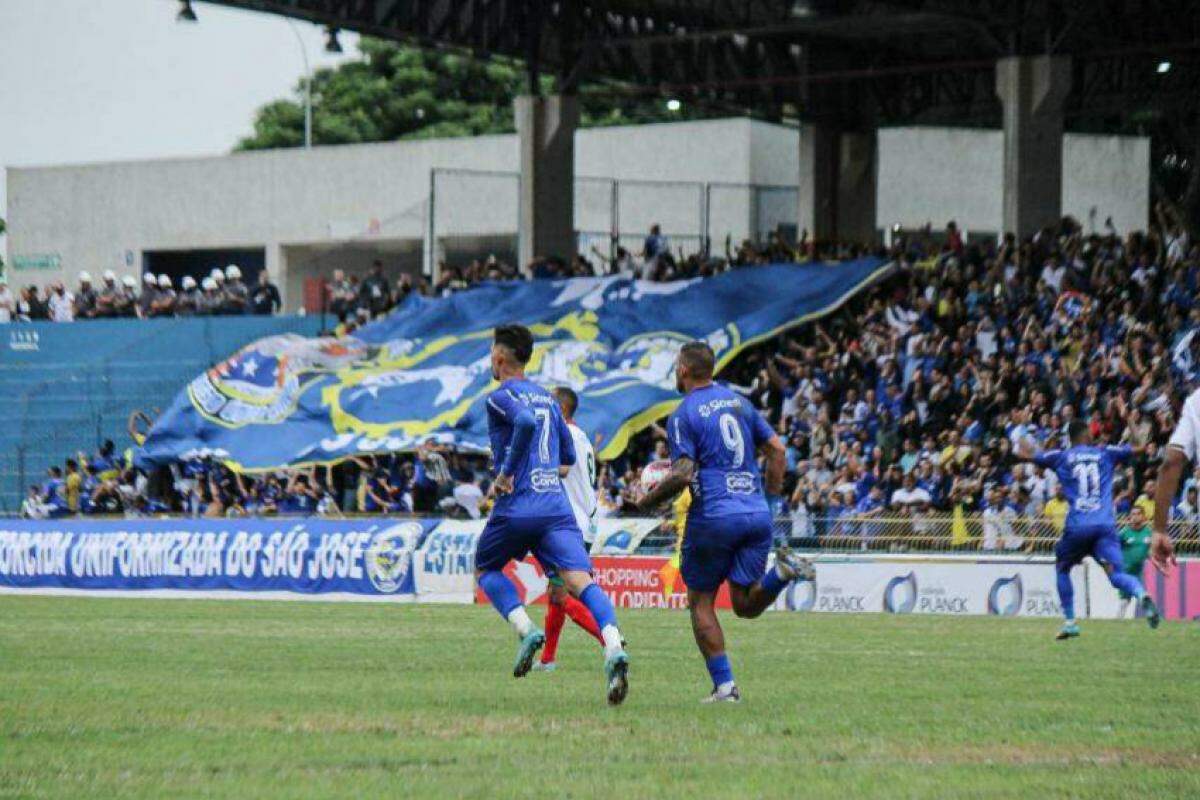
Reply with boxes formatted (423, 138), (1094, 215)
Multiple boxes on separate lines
(0, 316), (323, 512)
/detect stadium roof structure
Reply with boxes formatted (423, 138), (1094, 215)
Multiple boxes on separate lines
(196, 1), (1200, 245)
(201, 1), (1200, 132)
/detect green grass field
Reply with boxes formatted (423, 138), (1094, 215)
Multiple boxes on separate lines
(1, 597), (1198, 799)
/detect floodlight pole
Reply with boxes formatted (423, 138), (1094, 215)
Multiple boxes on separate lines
(286, 19), (313, 149)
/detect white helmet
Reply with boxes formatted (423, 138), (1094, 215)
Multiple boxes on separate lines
(122, 275), (137, 288)
(225, 264), (241, 280)
(103, 269), (116, 282)
(157, 274), (172, 288)
(78, 270), (92, 283)
(210, 268), (225, 283)
(182, 275), (197, 290)
(143, 271), (156, 285)
(202, 277), (217, 291)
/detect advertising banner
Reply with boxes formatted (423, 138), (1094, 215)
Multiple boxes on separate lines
(590, 517), (663, 555)
(0, 517), (436, 600)
(772, 557), (1076, 617)
(412, 519), (484, 602)
(472, 554), (730, 610)
(1145, 559), (1200, 621)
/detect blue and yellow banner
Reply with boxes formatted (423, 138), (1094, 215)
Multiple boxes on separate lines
(137, 258), (891, 471)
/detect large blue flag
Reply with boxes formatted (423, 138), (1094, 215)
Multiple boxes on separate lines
(138, 258), (891, 471)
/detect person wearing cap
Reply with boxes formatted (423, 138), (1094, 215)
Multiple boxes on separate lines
(73, 271), (98, 319)
(222, 264), (249, 314)
(48, 280), (76, 323)
(197, 277), (221, 316)
(176, 275), (201, 316)
(114, 275), (138, 317)
(149, 274), (176, 317)
(94, 270), (121, 318)
(0, 276), (14, 324)
(250, 269), (281, 316)
(137, 272), (159, 319)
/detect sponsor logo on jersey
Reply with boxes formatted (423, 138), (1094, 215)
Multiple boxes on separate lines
(530, 468), (561, 492)
(725, 472), (756, 494)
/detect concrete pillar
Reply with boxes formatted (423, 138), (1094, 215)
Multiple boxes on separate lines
(837, 130), (878, 244)
(798, 124), (837, 242)
(995, 55), (1071, 238)
(798, 124), (878, 245)
(514, 94), (578, 270)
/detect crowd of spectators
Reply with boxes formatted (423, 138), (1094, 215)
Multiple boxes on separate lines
(20, 436), (498, 521)
(0, 264), (281, 323)
(17, 209), (1200, 553)
(662, 207), (1200, 543)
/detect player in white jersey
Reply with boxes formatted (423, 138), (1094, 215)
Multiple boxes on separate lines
(1150, 387), (1198, 573)
(533, 387), (605, 671)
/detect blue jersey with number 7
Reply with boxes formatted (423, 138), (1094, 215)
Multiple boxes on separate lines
(486, 378), (576, 519)
(667, 383), (775, 521)
(1034, 445), (1132, 531)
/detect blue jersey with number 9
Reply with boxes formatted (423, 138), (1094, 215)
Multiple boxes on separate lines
(667, 383), (775, 521)
(1035, 444), (1131, 531)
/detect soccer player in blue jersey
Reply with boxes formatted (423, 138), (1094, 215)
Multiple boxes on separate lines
(638, 341), (813, 703)
(474, 324), (630, 705)
(1016, 419), (1161, 640)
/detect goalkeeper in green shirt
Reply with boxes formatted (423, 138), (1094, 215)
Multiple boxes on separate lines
(1117, 506), (1153, 618)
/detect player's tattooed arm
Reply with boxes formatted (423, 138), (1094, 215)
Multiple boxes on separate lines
(637, 457), (694, 511)
(761, 436), (786, 497)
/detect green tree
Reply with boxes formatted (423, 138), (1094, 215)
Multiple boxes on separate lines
(0, 216), (6, 273)
(237, 38), (712, 150)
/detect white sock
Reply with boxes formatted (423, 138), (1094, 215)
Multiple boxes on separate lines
(716, 680), (737, 695)
(507, 606), (534, 638)
(1064, 618), (1076, 626)
(601, 624), (623, 657)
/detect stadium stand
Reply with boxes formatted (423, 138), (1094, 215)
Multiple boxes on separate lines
(0, 315), (322, 512)
(9, 213), (1200, 558)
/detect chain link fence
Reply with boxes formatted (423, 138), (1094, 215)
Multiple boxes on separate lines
(428, 169), (798, 273)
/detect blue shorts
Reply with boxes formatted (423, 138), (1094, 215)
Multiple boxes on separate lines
(1055, 526), (1124, 572)
(474, 513), (593, 574)
(681, 512), (773, 593)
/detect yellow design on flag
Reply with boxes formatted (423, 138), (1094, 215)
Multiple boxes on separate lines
(950, 503), (972, 546)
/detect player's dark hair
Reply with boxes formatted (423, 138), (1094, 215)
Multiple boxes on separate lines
(553, 386), (579, 418)
(1068, 418), (1089, 444)
(494, 324), (534, 365)
(679, 340), (715, 380)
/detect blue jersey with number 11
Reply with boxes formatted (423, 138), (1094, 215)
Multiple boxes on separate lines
(667, 383), (775, 521)
(1034, 444), (1131, 531)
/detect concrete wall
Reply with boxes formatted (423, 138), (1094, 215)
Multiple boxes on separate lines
(7, 118), (1149, 311)
(878, 127), (1149, 238)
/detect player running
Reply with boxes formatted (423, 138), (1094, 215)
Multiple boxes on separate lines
(474, 324), (630, 705)
(533, 386), (605, 672)
(637, 341), (813, 703)
(1015, 419), (1160, 639)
